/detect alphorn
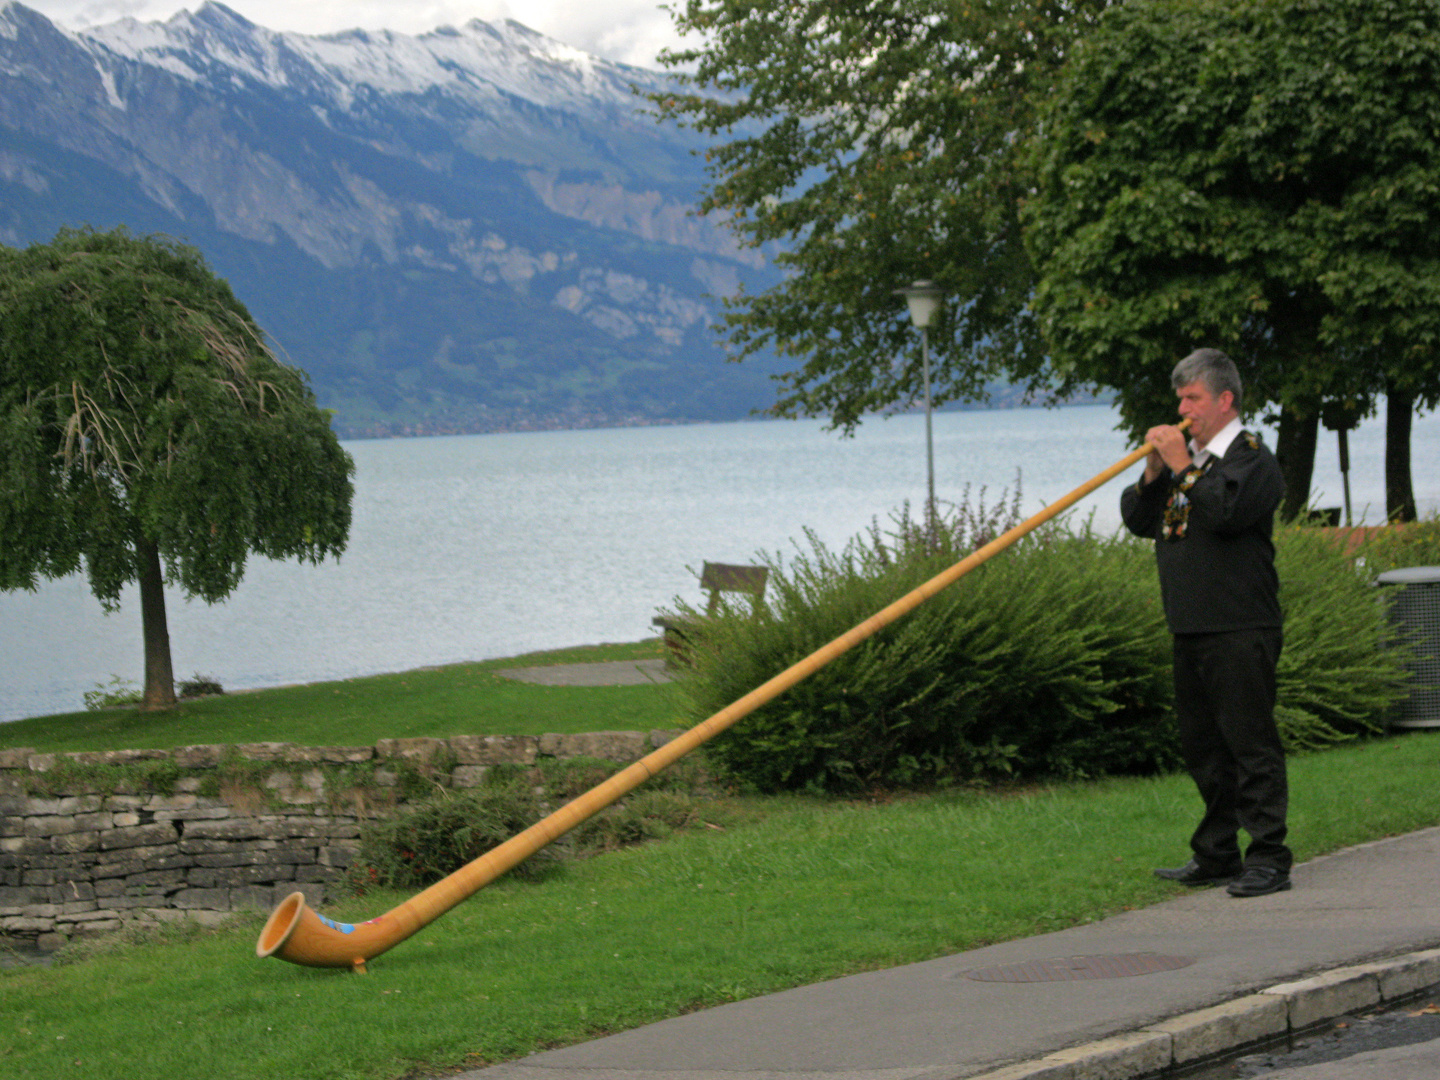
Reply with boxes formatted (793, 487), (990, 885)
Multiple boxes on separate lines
(257, 420), (1187, 972)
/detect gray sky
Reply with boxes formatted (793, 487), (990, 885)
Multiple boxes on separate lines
(17, 0), (691, 68)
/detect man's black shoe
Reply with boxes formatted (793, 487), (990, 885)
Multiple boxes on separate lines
(1153, 860), (1242, 887)
(1226, 866), (1292, 897)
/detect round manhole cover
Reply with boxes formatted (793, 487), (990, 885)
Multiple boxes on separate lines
(962, 953), (1196, 983)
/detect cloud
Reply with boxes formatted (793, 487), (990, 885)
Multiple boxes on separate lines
(468, 1), (693, 67)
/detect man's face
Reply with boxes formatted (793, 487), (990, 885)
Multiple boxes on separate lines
(1176, 380), (1236, 449)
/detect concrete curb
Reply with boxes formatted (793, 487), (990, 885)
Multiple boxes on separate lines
(965, 948), (1440, 1080)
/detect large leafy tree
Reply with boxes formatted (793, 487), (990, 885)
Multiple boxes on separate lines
(0, 227), (354, 709)
(654, 0), (1112, 431)
(1024, 0), (1440, 519)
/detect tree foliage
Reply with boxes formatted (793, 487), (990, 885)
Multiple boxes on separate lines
(654, 0), (1111, 431)
(1024, 0), (1440, 513)
(0, 227), (354, 707)
(658, 0), (1437, 520)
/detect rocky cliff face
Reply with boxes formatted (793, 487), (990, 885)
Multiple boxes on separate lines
(0, 2), (780, 435)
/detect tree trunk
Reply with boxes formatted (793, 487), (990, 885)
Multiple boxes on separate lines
(1385, 383), (1417, 523)
(1273, 401), (1319, 522)
(136, 537), (176, 709)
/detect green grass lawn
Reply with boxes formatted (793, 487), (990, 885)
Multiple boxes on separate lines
(3, 730), (1439, 1080)
(0, 640), (680, 753)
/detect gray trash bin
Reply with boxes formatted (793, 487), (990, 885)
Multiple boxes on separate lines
(1375, 566), (1440, 728)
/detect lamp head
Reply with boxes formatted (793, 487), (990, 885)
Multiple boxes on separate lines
(896, 279), (944, 329)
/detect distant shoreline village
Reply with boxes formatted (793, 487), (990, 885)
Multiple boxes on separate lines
(329, 386), (1100, 440)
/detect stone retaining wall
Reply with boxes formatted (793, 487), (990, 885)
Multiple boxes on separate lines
(0, 730), (675, 952)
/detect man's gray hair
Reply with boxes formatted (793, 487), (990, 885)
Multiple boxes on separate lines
(1172, 348), (1242, 411)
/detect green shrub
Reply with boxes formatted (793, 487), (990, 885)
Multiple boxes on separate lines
(346, 765), (718, 892)
(532, 754), (711, 803)
(348, 777), (552, 892)
(1273, 524), (1412, 747)
(531, 757), (617, 801)
(571, 790), (702, 854)
(677, 505), (1175, 793)
(83, 675), (143, 710)
(677, 504), (1410, 794)
(1354, 514), (1440, 574)
(177, 673), (224, 699)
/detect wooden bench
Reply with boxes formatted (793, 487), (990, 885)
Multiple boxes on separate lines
(653, 562), (769, 665)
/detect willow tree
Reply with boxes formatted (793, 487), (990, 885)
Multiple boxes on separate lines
(1024, 0), (1440, 519)
(0, 227), (354, 709)
(654, 0), (1113, 431)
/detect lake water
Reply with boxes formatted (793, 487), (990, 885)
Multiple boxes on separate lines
(3, 402), (1436, 722)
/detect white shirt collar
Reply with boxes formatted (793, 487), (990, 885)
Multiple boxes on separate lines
(1191, 416), (1243, 466)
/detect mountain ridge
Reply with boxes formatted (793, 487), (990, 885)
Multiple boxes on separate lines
(0, 1), (783, 437)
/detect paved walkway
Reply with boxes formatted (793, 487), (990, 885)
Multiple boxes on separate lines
(496, 658), (674, 686)
(454, 826), (1440, 1080)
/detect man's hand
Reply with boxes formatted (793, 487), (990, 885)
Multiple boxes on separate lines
(1143, 424), (1193, 482)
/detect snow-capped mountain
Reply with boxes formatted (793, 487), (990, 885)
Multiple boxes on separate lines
(0, 2), (779, 435)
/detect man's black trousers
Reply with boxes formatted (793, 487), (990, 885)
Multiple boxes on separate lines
(1171, 627), (1292, 873)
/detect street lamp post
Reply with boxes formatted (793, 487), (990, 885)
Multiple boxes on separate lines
(1322, 399), (1361, 528)
(895, 279), (945, 540)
